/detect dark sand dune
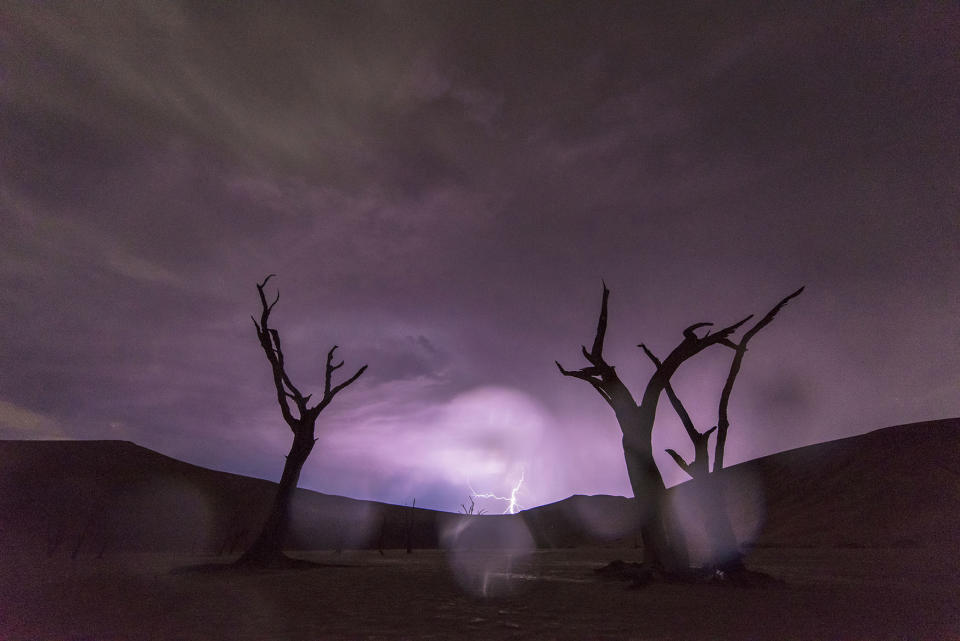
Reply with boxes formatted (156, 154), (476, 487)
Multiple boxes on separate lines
(717, 417), (960, 548)
(0, 439), (451, 556)
(518, 417), (960, 552)
(1, 418), (957, 557)
(2, 420), (959, 640)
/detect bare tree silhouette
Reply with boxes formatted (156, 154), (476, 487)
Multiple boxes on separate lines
(405, 498), (416, 554)
(557, 283), (751, 572)
(645, 287), (804, 571)
(460, 495), (486, 516)
(237, 275), (367, 567)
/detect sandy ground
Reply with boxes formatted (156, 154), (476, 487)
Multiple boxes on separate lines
(1, 547), (958, 640)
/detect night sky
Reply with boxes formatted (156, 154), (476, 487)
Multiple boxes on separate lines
(2, 2), (958, 512)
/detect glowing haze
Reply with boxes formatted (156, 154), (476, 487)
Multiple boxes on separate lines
(2, 2), (958, 510)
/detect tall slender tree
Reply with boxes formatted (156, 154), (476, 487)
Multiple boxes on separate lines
(556, 284), (751, 571)
(237, 275), (367, 567)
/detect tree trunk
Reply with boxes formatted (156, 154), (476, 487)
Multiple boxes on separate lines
(701, 475), (743, 570)
(623, 442), (689, 571)
(621, 403), (690, 572)
(237, 433), (315, 566)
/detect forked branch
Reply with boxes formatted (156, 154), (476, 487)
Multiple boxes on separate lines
(317, 345), (367, 414)
(640, 343), (716, 478)
(253, 275), (367, 431)
(637, 313), (753, 413)
(555, 283), (636, 412)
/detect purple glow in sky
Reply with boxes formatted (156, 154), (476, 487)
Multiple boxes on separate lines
(2, 2), (958, 511)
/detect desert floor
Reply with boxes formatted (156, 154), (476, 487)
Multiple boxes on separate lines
(2, 547), (958, 640)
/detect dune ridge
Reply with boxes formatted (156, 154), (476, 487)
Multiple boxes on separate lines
(1, 418), (956, 556)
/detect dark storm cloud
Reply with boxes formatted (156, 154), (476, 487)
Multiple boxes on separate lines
(2, 1), (957, 508)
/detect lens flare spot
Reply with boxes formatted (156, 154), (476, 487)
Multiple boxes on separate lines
(441, 513), (535, 598)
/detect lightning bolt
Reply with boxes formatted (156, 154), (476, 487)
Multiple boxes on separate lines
(470, 469), (525, 514)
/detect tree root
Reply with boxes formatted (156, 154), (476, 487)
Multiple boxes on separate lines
(173, 553), (351, 574)
(594, 560), (782, 588)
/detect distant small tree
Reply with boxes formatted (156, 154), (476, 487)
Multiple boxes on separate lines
(460, 495), (486, 516)
(237, 275), (367, 567)
(405, 498), (416, 554)
(557, 283), (751, 572)
(377, 516), (386, 556)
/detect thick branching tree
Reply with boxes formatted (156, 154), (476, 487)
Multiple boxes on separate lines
(556, 284), (751, 571)
(237, 275), (367, 567)
(649, 287), (804, 569)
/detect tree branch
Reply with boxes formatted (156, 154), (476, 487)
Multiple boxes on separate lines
(741, 286), (804, 346)
(665, 449), (691, 475)
(639, 313), (753, 413)
(268, 328), (308, 407)
(328, 364), (368, 400)
(252, 274), (368, 433)
(588, 282), (610, 363)
(556, 361), (611, 403)
(255, 274), (278, 327)
(312, 345), (368, 415)
(715, 287), (804, 471)
(638, 343), (700, 445)
(643, 341), (719, 478)
(253, 276), (297, 429)
(682, 322), (715, 341)
(324, 346), (339, 397)
(556, 283), (638, 412)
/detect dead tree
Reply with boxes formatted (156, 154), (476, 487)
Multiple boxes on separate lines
(557, 283), (751, 571)
(648, 287), (804, 570)
(460, 495), (486, 516)
(237, 275), (367, 567)
(377, 516), (386, 556)
(405, 498), (416, 554)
